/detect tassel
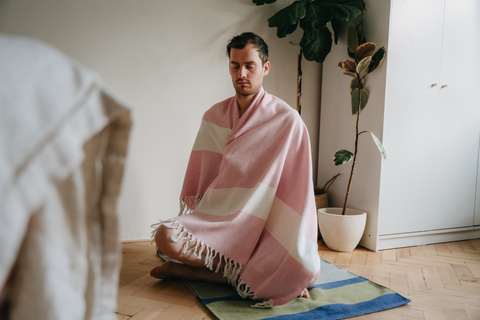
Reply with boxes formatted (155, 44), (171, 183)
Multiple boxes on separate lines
(178, 196), (202, 215)
(150, 219), (179, 243)
(252, 299), (273, 308)
(197, 242), (205, 259)
(215, 254), (223, 273)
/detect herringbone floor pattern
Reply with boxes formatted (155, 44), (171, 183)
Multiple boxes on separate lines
(116, 239), (480, 320)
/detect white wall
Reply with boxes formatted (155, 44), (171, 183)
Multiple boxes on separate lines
(0, 0), (322, 240)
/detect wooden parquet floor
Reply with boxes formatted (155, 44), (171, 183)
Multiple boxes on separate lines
(117, 239), (480, 320)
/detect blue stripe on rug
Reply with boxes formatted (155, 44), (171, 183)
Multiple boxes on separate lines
(310, 276), (368, 290)
(202, 277), (369, 304)
(203, 294), (249, 304)
(262, 293), (411, 320)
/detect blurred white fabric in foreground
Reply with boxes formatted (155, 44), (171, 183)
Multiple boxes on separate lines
(0, 35), (132, 320)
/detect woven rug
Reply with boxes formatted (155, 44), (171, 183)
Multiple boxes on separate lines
(156, 250), (410, 320)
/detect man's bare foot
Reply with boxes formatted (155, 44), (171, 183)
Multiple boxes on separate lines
(150, 261), (229, 284)
(299, 288), (310, 298)
(150, 261), (180, 279)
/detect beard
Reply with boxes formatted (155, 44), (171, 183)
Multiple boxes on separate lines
(234, 80), (260, 97)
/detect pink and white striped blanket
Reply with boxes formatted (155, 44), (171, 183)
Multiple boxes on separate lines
(158, 87), (320, 307)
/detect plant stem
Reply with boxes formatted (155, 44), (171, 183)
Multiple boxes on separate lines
(297, 48), (302, 115)
(342, 79), (361, 215)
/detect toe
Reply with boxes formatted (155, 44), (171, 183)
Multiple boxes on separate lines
(150, 266), (164, 278)
(299, 288), (310, 299)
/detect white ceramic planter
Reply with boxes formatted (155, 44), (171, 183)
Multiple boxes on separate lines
(318, 208), (367, 252)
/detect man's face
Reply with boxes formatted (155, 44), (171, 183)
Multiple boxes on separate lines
(229, 43), (270, 98)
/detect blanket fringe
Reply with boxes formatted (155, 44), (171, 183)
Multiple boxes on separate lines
(236, 279), (272, 308)
(151, 219), (265, 306)
(179, 196), (202, 216)
(150, 219), (179, 243)
(252, 299), (274, 308)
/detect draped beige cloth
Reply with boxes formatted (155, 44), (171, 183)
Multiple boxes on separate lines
(0, 35), (131, 320)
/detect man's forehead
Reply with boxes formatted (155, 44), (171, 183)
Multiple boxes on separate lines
(230, 60), (256, 64)
(229, 46), (261, 62)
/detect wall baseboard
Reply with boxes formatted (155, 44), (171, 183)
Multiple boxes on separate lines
(377, 226), (480, 251)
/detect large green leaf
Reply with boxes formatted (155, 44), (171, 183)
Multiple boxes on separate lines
(346, 23), (358, 56)
(299, 0), (364, 43)
(339, 59), (357, 72)
(355, 20), (365, 43)
(331, 18), (341, 44)
(350, 77), (364, 93)
(268, 1), (307, 31)
(302, 1), (334, 31)
(253, 0), (277, 4)
(367, 46), (387, 74)
(304, 0), (364, 33)
(368, 131), (387, 160)
(328, 0), (365, 21)
(356, 56), (372, 75)
(360, 89), (369, 112)
(333, 149), (354, 166)
(276, 23), (298, 38)
(300, 2), (323, 32)
(268, 0), (364, 62)
(355, 42), (376, 61)
(351, 88), (360, 114)
(351, 88), (369, 114)
(300, 27), (332, 62)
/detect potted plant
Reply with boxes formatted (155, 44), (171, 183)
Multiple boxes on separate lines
(253, 0), (365, 214)
(253, 0), (365, 113)
(318, 23), (386, 252)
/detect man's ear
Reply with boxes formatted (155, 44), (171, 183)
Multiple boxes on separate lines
(263, 61), (271, 75)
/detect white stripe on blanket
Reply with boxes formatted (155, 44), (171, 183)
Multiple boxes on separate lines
(266, 197), (320, 274)
(192, 121), (231, 154)
(195, 183), (276, 219)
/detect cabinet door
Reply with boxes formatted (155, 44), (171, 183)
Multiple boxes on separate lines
(379, 0), (445, 235)
(430, 0), (480, 229)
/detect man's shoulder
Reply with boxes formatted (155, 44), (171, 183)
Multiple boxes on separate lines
(208, 96), (234, 112)
(205, 96), (234, 114)
(200, 96), (235, 127)
(263, 92), (302, 125)
(266, 93), (293, 111)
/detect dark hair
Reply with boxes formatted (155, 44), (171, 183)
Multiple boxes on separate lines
(226, 32), (268, 65)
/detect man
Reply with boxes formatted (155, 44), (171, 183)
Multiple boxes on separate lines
(151, 32), (320, 308)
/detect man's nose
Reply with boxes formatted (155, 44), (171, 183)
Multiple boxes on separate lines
(238, 67), (247, 78)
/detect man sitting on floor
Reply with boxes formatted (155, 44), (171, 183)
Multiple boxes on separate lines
(150, 32), (320, 308)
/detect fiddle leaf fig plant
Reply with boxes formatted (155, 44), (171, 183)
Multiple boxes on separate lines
(254, 0), (365, 62)
(253, 0), (365, 113)
(334, 23), (387, 215)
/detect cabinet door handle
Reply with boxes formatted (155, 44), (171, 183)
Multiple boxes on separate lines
(441, 84), (448, 88)
(431, 83), (438, 87)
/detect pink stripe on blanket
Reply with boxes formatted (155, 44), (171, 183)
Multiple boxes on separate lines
(211, 110), (306, 192)
(202, 97), (238, 129)
(275, 128), (312, 216)
(181, 150), (223, 198)
(212, 141), (287, 190)
(239, 230), (314, 306)
(175, 211), (265, 265)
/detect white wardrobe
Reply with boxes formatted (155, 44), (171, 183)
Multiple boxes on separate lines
(317, 0), (480, 251)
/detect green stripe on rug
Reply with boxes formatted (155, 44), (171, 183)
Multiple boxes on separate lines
(206, 280), (395, 320)
(309, 280), (396, 305)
